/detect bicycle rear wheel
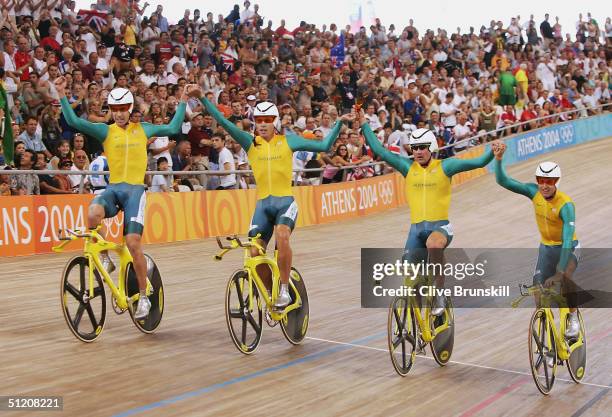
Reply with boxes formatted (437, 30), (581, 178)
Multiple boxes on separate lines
(388, 296), (418, 376)
(566, 310), (587, 383)
(126, 254), (164, 333)
(60, 256), (106, 342)
(430, 295), (454, 366)
(528, 308), (557, 395)
(280, 268), (309, 345)
(225, 270), (263, 354)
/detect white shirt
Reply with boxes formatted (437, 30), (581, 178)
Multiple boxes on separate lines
(69, 166), (89, 190)
(150, 174), (170, 192)
(217, 147), (236, 188)
(81, 32), (98, 57)
(140, 73), (159, 87)
(33, 58), (48, 81)
(166, 56), (187, 73)
(536, 62), (556, 84)
(149, 136), (173, 167)
(439, 102), (458, 127)
(89, 155), (109, 194)
(388, 130), (409, 157)
(365, 113), (382, 131)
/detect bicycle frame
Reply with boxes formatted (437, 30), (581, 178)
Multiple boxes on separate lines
(513, 285), (585, 361)
(216, 236), (302, 322)
(404, 276), (450, 343)
(53, 228), (138, 310)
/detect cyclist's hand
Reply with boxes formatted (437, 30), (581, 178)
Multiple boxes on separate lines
(543, 271), (563, 288)
(54, 76), (67, 97)
(491, 140), (506, 160)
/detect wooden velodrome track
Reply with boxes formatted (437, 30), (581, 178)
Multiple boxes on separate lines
(1, 138), (611, 417)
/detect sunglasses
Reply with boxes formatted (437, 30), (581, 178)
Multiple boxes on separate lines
(109, 104), (132, 112)
(411, 144), (430, 151)
(536, 176), (559, 186)
(254, 115), (276, 124)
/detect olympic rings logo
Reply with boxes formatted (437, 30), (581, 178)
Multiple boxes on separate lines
(378, 180), (394, 205)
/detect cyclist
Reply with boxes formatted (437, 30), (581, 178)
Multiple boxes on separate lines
(360, 113), (500, 315)
(55, 77), (191, 319)
(494, 144), (580, 338)
(195, 89), (354, 307)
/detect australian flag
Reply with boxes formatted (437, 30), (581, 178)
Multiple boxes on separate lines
(330, 33), (345, 68)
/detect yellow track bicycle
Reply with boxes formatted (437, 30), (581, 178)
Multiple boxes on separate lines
(214, 235), (309, 354)
(388, 273), (455, 376)
(512, 284), (587, 395)
(52, 227), (164, 342)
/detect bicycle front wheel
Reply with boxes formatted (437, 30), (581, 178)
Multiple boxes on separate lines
(528, 308), (557, 395)
(225, 270), (263, 354)
(388, 296), (418, 376)
(60, 256), (106, 342)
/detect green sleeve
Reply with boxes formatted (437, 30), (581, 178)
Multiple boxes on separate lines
(142, 102), (186, 137)
(494, 159), (538, 198)
(361, 122), (411, 176)
(557, 203), (576, 272)
(60, 96), (108, 143)
(287, 121), (341, 152)
(200, 97), (252, 152)
(442, 148), (494, 177)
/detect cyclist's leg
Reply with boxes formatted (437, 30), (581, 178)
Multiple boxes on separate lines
(272, 197), (298, 307)
(273, 197), (298, 286)
(562, 241), (580, 313)
(533, 243), (556, 307)
(426, 221), (453, 288)
(120, 185), (148, 292)
(248, 198), (275, 291)
(90, 187), (119, 229)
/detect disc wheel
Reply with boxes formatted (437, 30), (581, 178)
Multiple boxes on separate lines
(528, 308), (557, 395)
(60, 256), (106, 342)
(280, 268), (309, 345)
(566, 310), (587, 383)
(388, 295), (418, 376)
(225, 270), (263, 354)
(126, 254), (164, 333)
(430, 295), (455, 366)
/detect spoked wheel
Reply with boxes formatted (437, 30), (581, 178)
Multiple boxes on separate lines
(388, 295), (418, 376)
(430, 296), (455, 366)
(528, 308), (557, 395)
(566, 310), (587, 383)
(126, 254), (164, 333)
(280, 268), (309, 345)
(60, 256), (106, 342)
(225, 270), (263, 354)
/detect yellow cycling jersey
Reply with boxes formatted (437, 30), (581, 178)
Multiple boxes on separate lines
(105, 123), (148, 186)
(248, 134), (294, 199)
(532, 190), (577, 245)
(405, 159), (451, 223)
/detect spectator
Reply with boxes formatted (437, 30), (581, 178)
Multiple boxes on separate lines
(68, 149), (91, 192)
(18, 116), (52, 158)
(322, 144), (351, 184)
(11, 150), (40, 195)
(150, 157), (173, 192)
(210, 132), (236, 190)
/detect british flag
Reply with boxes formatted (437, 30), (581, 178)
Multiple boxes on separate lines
(220, 51), (236, 72)
(76, 10), (108, 32)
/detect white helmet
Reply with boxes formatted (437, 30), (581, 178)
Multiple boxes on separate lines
(409, 128), (438, 152)
(253, 101), (280, 131)
(107, 88), (134, 113)
(535, 161), (561, 185)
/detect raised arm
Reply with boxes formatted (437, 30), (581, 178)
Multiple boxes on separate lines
(494, 158), (537, 198)
(60, 97), (108, 142)
(286, 121), (342, 152)
(142, 102), (186, 137)
(361, 122), (411, 176)
(200, 96), (253, 152)
(557, 203), (576, 272)
(442, 147), (495, 177)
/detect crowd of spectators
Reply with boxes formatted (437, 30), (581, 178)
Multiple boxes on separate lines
(0, 0), (610, 195)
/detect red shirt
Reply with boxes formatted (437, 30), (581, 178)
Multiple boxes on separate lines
(40, 37), (61, 52)
(15, 50), (31, 81)
(520, 109), (537, 122)
(501, 112), (516, 123)
(157, 42), (173, 63)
